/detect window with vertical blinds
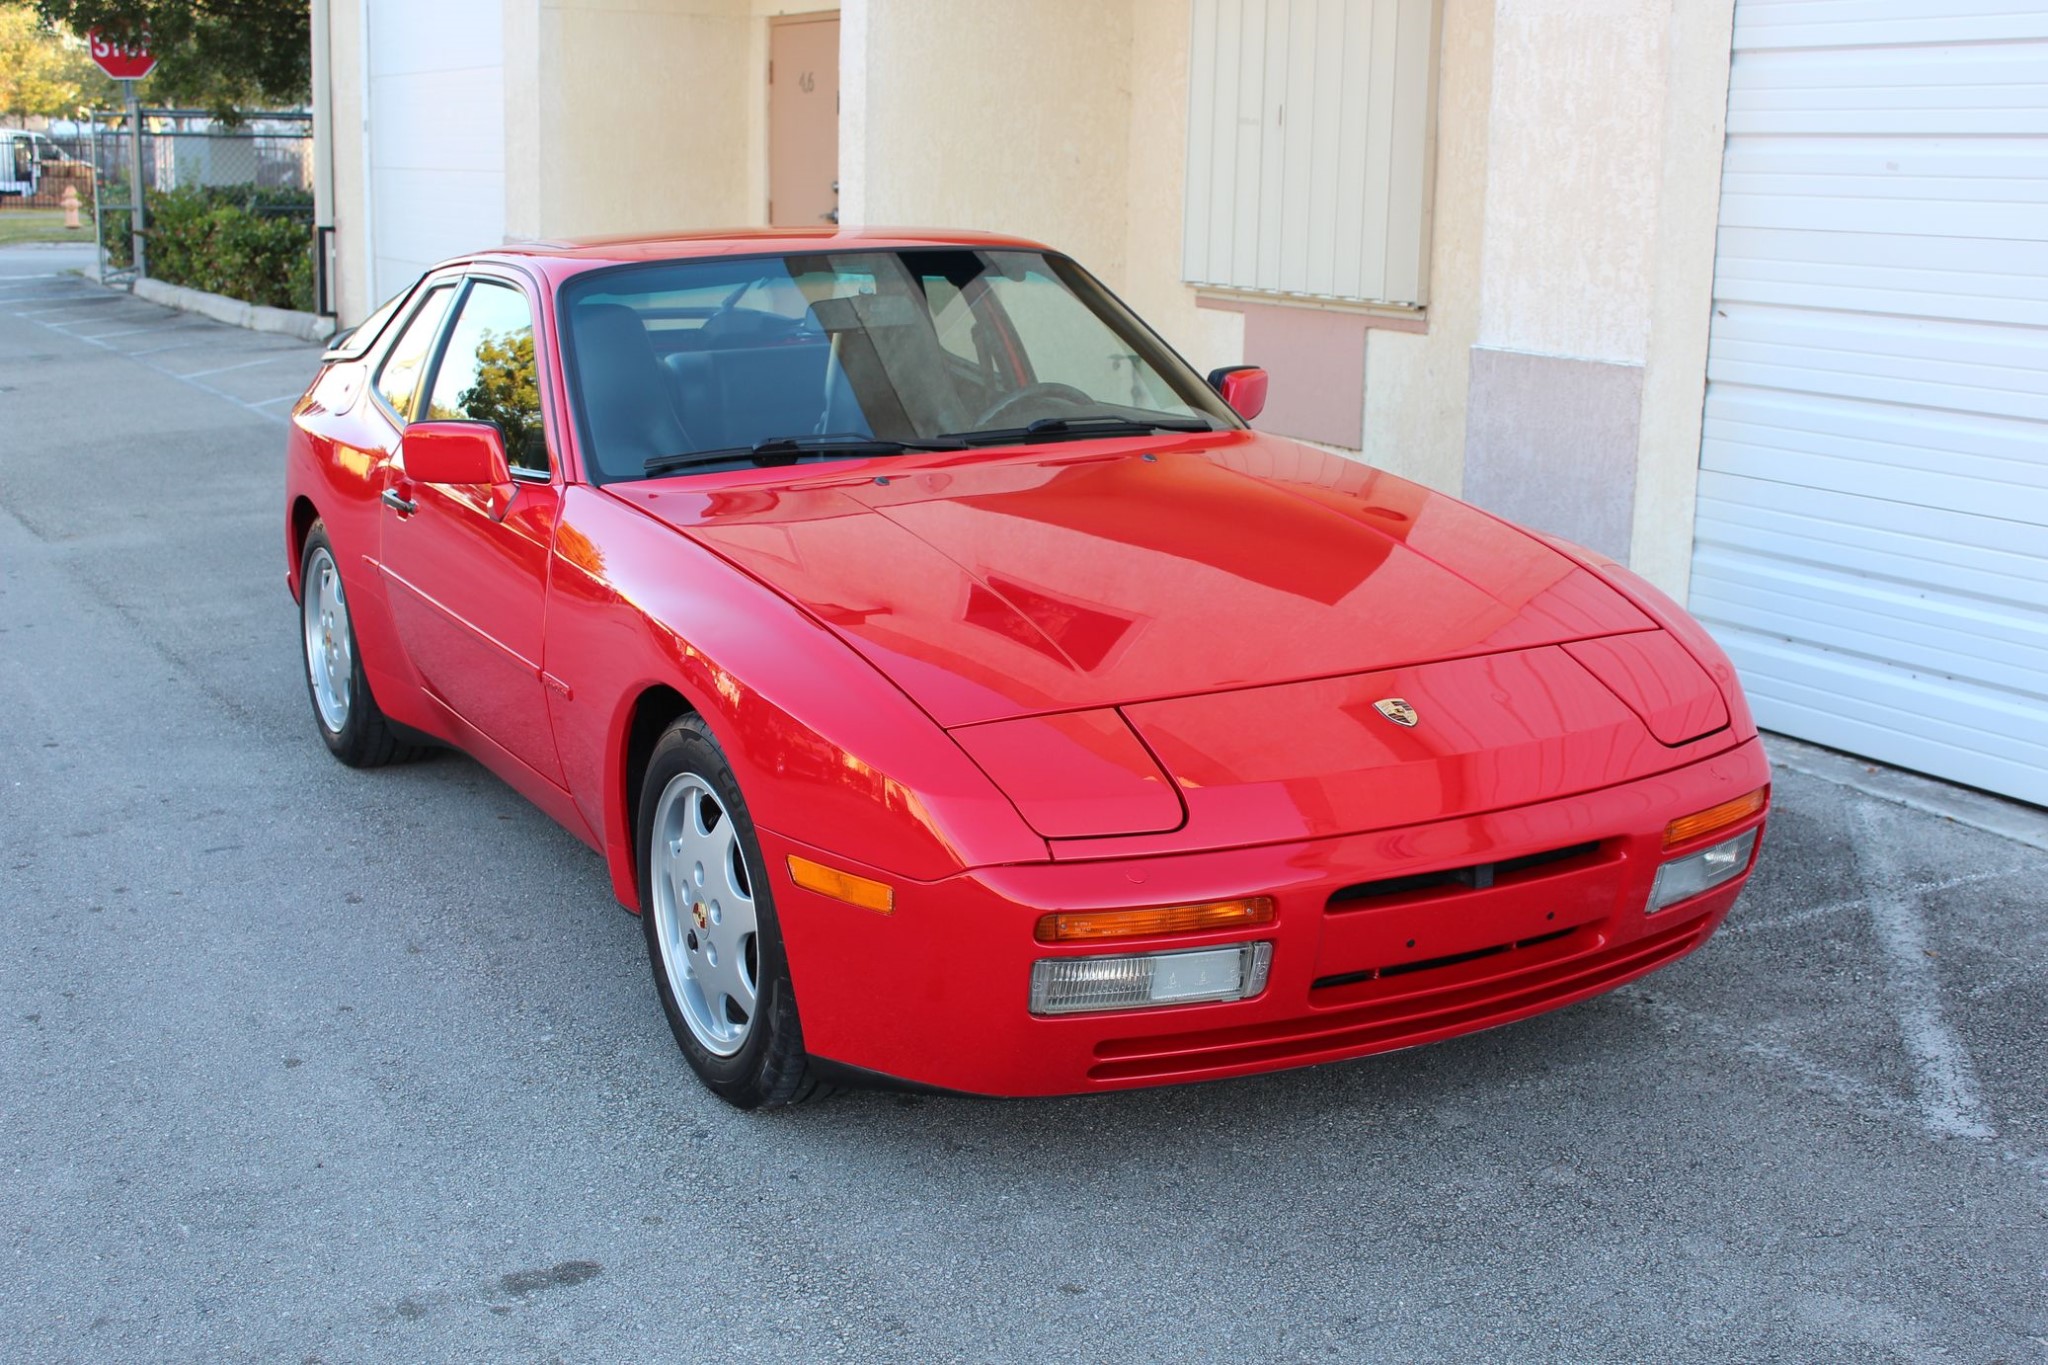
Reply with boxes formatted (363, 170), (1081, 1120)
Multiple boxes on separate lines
(1182, 0), (1437, 308)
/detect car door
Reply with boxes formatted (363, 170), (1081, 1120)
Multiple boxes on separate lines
(376, 271), (566, 785)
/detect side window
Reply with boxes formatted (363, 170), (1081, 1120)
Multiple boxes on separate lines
(372, 284), (456, 421)
(424, 281), (548, 475)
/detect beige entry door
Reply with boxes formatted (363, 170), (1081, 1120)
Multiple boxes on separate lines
(769, 15), (840, 227)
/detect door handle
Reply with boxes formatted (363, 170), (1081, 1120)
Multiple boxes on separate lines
(381, 488), (417, 516)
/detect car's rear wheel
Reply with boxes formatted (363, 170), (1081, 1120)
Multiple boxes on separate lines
(300, 523), (417, 768)
(639, 715), (831, 1108)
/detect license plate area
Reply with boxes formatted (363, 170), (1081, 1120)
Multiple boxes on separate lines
(1313, 846), (1625, 986)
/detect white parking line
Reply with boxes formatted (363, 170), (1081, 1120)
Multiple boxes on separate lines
(177, 354), (305, 380)
(1851, 802), (1996, 1142)
(1721, 864), (2028, 938)
(74, 323), (192, 340)
(1624, 989), (1923, 1128)
(1618, 987), (2045, 1184)
(9, 297), (119, 312)
(44, 307), (145, 321)
(9, 309), (300, 426)
(122, 337), (216, 357)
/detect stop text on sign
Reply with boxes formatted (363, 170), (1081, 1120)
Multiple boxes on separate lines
(86, 26), (157, 81)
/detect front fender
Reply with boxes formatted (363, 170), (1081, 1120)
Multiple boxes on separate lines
(543, 486), (1046, 908)
(1534, 534), (1757, 743)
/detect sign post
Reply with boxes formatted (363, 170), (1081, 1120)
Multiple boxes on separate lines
(86, 27), (157, 281)
(122, 80), (145, 278)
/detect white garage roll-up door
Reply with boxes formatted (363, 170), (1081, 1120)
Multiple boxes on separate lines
(363, 0), (505, 304)
(1690, 0), (2048, 806)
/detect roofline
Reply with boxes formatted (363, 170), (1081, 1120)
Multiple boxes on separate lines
(464, 226), (1057, 268)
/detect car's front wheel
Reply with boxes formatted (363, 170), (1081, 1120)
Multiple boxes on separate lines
(639, 715), (830, 1108)
(299, 523), (417, 768)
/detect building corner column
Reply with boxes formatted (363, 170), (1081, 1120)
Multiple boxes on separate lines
(835, 0), (869, 230)
(310, 0), (336, 318)
(502, 0), (545, 242)
(1627, 0), (1739, 603)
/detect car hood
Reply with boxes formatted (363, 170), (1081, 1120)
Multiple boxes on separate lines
(624, 431), (1654, 727)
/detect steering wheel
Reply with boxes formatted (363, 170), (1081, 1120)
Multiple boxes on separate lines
(970, 382), (1095, 429)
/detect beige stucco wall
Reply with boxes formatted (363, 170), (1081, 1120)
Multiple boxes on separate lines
(1476, 0), (1670, 364)
(1630, 0), (1737, 599)
(1121, 0), (1242, 377)
(1359, 0), (1493, 495)
(505, 0), (755, 243)
(840, 0), (1239, 374)
(840, 0), (1134, 286)
(503, 0), (541, 246)
(1434, 0), (1733, 593)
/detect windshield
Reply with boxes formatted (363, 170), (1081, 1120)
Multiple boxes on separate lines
(557, 249), (1239, 483)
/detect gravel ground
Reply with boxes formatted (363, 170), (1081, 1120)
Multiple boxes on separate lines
(2, 250), (2044, 1363)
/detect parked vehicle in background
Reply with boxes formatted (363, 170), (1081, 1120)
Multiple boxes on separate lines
(283, 228), (1771, 1109)
(0, 131), (84, 200)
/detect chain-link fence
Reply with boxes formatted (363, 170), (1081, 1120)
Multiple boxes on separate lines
(0, 128), (96, 210)
(93, 112), (316, 309)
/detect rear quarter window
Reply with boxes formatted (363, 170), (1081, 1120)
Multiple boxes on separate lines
(371, 286), (457, 422)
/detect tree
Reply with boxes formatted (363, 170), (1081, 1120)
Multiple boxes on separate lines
(451, 328), (548, 472)
(0, 5), (116, 117)
(29, 0), (308, 115)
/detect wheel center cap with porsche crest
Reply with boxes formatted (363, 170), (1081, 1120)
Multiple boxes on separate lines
(1373, 698), (1419, 728)
(691, 901), (709, 931)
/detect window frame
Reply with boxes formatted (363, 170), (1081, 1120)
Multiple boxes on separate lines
(367, 275), (462, 428)
(414, 273), (555, 483)
(325, 277), (419, 362)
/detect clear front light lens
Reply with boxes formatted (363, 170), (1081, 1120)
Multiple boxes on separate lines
(1649, 829), (1757, 912)
(1029, 942), (1273, 1016)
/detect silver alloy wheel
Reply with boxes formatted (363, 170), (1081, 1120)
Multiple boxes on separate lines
(302, 546), (353, 733)
(649, 771), (759, 1056)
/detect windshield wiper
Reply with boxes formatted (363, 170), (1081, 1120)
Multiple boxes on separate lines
(644, 434), (965, 477)
(940, 414), (1218, 447)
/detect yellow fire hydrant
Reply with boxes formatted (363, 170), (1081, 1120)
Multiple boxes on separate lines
(60, 185), (82, 231)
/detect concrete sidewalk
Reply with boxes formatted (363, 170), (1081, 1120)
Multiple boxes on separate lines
(1, 243), (2044, 1362)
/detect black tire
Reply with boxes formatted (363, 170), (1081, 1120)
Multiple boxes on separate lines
(638, 715), (833, 1109)
(299, 522), (420, 768)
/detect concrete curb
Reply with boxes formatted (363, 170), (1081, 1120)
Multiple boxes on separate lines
(130, 276), (334, 344)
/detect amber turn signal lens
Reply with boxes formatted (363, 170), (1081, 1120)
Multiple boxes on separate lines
(1034, 897), (1275, 944)
(786, 855), (894, 914)
(1664, 786), (1768, 849)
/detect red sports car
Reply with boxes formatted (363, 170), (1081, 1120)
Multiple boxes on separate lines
(285, 229), (1769, 1107)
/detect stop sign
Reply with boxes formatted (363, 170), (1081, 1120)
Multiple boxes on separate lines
(87, 26), (157, 81)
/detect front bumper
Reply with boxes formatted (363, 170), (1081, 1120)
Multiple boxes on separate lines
(761, 737), (1770, 1097)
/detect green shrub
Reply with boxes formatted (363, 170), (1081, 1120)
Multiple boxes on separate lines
(103, 184), (315, 312)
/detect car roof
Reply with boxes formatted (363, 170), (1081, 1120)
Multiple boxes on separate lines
(459, 226), (1057, 279)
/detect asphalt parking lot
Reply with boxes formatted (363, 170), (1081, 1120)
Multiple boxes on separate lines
(2, 245), (2044, 1362)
